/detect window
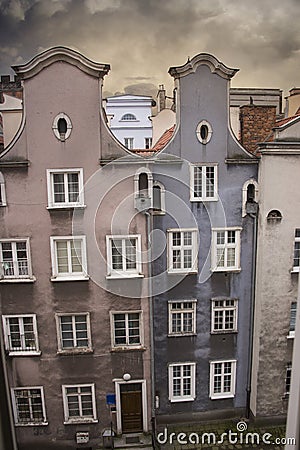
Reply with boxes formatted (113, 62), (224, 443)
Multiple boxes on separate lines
(124, 137), (134, 149)
(211, 298), (238, 333)
(3, 315), (40, 355)
(285, 363), (292, 396)
(106, 235), (142, 278)
(62, 384), (97, 423)
(196, 120), (213, 144)
(210, 360), (237, 399)
(50, 236), (88, 281)
(111, 311), (143, 348)
(242, 179), (258, 217)
(145, 137), (152, 149)
(0, 172), (6, 206)
(47, 169), (84, 208)
(168, 363), (196, 402)
(52, 113), (72, 141)
(121, 114), (136, 121)
(152, 182), (165, 214)
(190, 164), (218, 201)
(0, 239), (33, 281)
(168, 301), (196, 335)
(288, 302), (297, 338)
(12, 387), (47, 425)
(56, 313), (92, 352)
(293, 229), (300, 271)
(167, 229), (198, 273)
(211, 228), (241, 272)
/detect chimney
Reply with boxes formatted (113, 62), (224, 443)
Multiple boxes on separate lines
(240, 104), (277, 154)
(157, 84), (166, 112)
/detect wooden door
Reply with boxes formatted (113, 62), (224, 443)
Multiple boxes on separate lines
(120, 383), (143, 433)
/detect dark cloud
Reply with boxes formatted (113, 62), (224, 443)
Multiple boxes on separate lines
(0, 0), (300, 95)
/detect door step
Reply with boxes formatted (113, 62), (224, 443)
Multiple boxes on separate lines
(113, 432), (153, 449)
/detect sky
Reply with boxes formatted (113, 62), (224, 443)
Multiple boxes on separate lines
(0, 0), (300, 99)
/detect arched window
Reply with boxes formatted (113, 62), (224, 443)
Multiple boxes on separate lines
(121, 114), (137, 121)
(0, 172), (6, 206)
(153, 181), (165, 214)
(134, 168), (153, 211)
(52, 113), (72, 141)
(242, 179), (258, 217)
(267, 210), (282, 222)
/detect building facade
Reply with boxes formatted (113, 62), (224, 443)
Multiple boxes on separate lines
(0, 46), (153, 450)
(149, 54), (258, 423)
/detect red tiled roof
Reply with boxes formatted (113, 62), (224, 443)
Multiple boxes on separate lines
(275, 113), (300, 128)
(151, 125), (175, 152)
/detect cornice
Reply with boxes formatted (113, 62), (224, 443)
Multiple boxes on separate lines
(169, 53), (239, 80)
(12, 46), (110, 80)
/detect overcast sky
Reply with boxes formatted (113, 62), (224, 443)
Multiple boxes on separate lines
(1, 0), (300, 98)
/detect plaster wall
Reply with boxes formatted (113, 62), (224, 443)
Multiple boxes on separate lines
(251, 152), (299, 417)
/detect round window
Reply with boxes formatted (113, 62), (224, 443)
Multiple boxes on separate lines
(196, 120), (212, 144)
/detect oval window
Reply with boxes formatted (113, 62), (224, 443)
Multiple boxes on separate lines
(200, 125), (209, 141)
(196, 120), (212, 144)
(58, 118), (67, 134)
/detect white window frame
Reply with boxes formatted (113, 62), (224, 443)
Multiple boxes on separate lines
(209, 360), (237, 399)
(0, 172), (7, 206)
(145, 137), (152, 149)
(46, 168), (84, 209)
(110, 310), (143, 349)
(167, 228), (198, 274)
(211, 298), (238, 333)
(11, 387), (47, 426)
(0, 238), (34, 282)
(168, 300), (197, 336)
(285, 362), (292, 396)
(62, 383), (97, 424)
(106, 235), (143, 279)
(120, 114), (137, 121)
(3, 314), (40, 356)
(56, 313), (92, 353)
(168, 362), (196, 402)
(50, 236), (88, 282)
(134, 167), (153, 199)
(288, 302), (297, 339)
(190, 163), (218, 201)
(124, 137), (134, 149)
(292, 229), (300, 272)
(52, 112), (72, 141)
(211, 228), (242, 272)
(152, 181), (166, 215)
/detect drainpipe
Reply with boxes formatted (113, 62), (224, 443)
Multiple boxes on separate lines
(143, 211), (156, 435)
(246, 203), (258, 419)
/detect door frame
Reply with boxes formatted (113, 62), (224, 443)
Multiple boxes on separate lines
(114, 379), (148, 434)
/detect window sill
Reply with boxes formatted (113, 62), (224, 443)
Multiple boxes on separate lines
(190, 198), (218, 202)
(168, 333), (196, 337)
(0, 277), (36, 283)
(15, 422), (48, 427)
(7, 351), (41, 356)
(51, 275), (89, 282)
(211, 268), (241, 273)
(211, 330), (238, 335)
(57, 348), (93, 355)
(111, 346), (146, 352)
(106, 273), (144, 280)
(47, 205), (86, 210)
(169, 397), (195, 403)
(210, 394), (235, 400)
(291, 268), (299, 273)
(64, 419), (98, 425)
(287, 333), (295, 339)
(167, 270), (198, 275)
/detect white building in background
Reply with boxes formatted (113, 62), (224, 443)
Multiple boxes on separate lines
(104, 94), (153, 149)
(0, 94), (22, 148)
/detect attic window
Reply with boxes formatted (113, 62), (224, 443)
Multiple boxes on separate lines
(267, 210), (282, 221)
(52, 113), (72, 141)
(196, 120), (212, 144)
(121, 114), (136, 121)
